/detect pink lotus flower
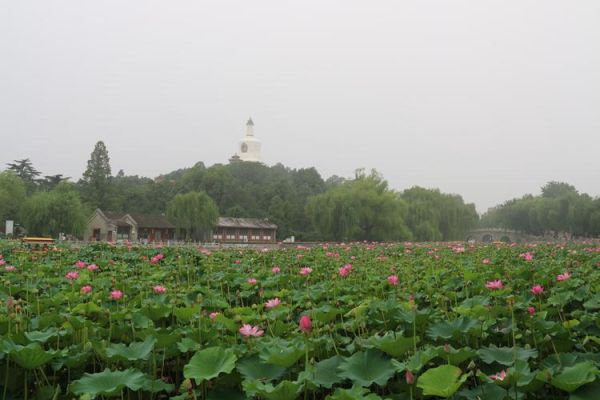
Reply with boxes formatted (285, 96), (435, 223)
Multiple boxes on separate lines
(4, 265), (16, 272)
(80, 285), (92, 294)
(265, 298), (281, 309)
(247, 278), (257, 285)
(557, 272), (571, 282)
(300, 267), (313, 276)
(453, 246), (465, 253)
(239, 324), (264, 337)
(338, 264), (352, 277)
(490, 370), (507, 381)
(150, 255), (163, 264)
(299, 315), (312, 333)
(0, 260), (5, 266)
(486, 280), (504, 290)
(110, 290), (123, 300)
(209, 312), (220, 320)
(520, 252), (534, 261)
(75, 260), (86, 269)
(153, 285), (167, 294)
(531, 285), (544, 296)
(65, 271), (80, 281)
(387, 275), (399, 285)
(482, 258), (491, 265)
(234, 260), (242, 265)
(528, 306), (536, 316)
(87, 264), (99, 272)
(271, 266), (281, 274)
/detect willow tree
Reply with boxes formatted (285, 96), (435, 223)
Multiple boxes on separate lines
(306, 170), (411, 241)
(0, 172), (26, 225)
(167, 191), (219, 241)
(20, 184), (87, 238)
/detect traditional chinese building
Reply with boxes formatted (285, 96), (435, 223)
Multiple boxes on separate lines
(213, 217), (277, 243)
(86, 209), (176, 243)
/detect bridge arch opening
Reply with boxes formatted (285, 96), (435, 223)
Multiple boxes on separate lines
(482, 234), (493, 243)
(500, 235), (511, 243)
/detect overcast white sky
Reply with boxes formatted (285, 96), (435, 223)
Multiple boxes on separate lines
(1, 1), (599, 212)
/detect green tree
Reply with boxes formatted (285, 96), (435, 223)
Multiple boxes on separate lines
(39, 174), (69, 191)
(112, 173), (156, 213)
(6, 158), (41, 193)
(306, 170), (411, 241)
(167, 191), (219, 241)
(481, 181), (598, 238)
(20, 184), (87, 238)
(79, 141), (113, 209)
(0, 172), (27, 229)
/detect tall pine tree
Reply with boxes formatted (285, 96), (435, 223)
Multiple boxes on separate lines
(79, 141), (113, 209)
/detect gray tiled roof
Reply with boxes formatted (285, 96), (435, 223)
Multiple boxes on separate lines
(216, 217), (277, 229)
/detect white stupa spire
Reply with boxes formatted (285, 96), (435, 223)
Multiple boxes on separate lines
(238, 117), (261, 162)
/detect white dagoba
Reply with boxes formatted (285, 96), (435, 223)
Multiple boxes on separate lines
(238, 117), (262, 162)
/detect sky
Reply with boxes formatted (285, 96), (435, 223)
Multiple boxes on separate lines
(1, 1), (599, 212)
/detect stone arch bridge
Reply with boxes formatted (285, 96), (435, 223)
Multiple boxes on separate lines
(465, 228), (535, 243)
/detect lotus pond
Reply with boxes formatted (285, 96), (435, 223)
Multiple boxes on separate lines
(1, 240), (600, 399)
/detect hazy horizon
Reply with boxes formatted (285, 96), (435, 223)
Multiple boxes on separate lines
(2, 1), (599, 213)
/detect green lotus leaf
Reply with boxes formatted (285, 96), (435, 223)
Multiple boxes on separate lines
(70, 368), (147, 397)
(25, 327), (63, 343)
(174, 305), (201, 321)
(478, 345), (538, 366)
(310, 305), (341, 323)
(392, 346), (439, 372)
(541, 353), (580, 373)
(184, 347), (237, 383)
(583, 295), (600, 310)
(507, 360), (536, 387)
(142, 304), (172, 321)
(246, 380), (302, 400)
(131, 312), (153, 329)
(427, 317), (479, 340)
(436, 345), (477, 365)
(417, 365), (469, 398)
(0, 339), (18, 356)
(337, 349), (395, 387)
(177, 338), (201, 353)
(237, 355), (286, 382)
(259, 338), (305, 368)
(325, 384), (383, 400)
(143, 377), (174, 394)
(33, 385), (61, 400)
(72, 302), (103, 315)
(151, 329), (181, 348)
(457, 383), (507, 400)
(11, 342), (55, 369)
(105, 337), (156, 362)
(215, 314), (240, 333)
(314, 355), (344, 388)
(540, 361), (599, 392)
(369, 332), (419, 358)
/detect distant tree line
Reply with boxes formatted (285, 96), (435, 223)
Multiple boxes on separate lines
(2, 141), (596, 241)
(480, 182), (600, 237)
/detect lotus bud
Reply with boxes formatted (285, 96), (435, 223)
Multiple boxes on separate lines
(405, 370), (415, 384)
